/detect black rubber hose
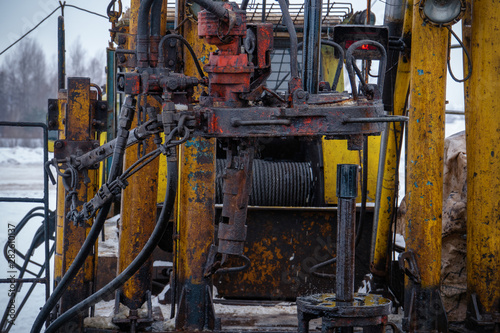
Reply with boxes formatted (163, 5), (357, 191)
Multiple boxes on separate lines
(320, 40), (344, 91)
(241, 0), (250, 11)
(190, 0), (228, 20)
(150, 0), (162, 36)
(138, 0), (155, 36)
(158, 34), (206, 79)
(43, 157), (178, 333)
(277, 0), (298, 78)
(297, 40), (344, 91)
(30, 203), (113, 333)
(31, 99), (136, 333)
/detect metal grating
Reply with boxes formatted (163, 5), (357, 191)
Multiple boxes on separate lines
(240, 1), (352, 27)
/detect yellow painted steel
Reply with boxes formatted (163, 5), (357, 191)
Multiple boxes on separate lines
(175, 136), (216, 329)
(172, 4), (217, 328)
(56, 78), (99, 325)
(117, 0), (160, 309)
(466, 0), (500, 318)
(323, 136), (381, 205)
(156, 12), (216, 203)
(406, 2), (448, 289)
(321, 41), (384, 207)
(54, 91), (67, 287)
(321, 44), (344, 93)
(372, 0), (413, 275)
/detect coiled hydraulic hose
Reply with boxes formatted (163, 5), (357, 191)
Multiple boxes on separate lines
(31, 98), (136, 333)
(43, 156), (178, 333)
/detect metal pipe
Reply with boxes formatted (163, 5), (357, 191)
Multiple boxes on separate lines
(466, 0), (500, 327)
(241, 0), (249, 11)
(150, 0), (162, 36)
(57, 16), (65, 90)
(335, 164), (358, 304)
(382, 0), (405, 112)
(190, 0), (228, 20)
(136, 0), (155, 67)
(302, 0), (323, 93)
(371, 0), (412, 278)
(175, 137), (216, 330)
(404, 0), (448, 329)
(277, 0), (299, 78)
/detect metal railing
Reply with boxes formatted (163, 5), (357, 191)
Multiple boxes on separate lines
(0, 121), (52, 332)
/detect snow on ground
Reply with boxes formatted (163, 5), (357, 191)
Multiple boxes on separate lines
(0, 147), (56, 333)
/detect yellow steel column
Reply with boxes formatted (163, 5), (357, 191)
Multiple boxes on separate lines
(116, 0), (160, 310)
(57, 78), (99, 330)
(372, 0), (412, 277)
(465, 0), (500, 328)
(173, 2), (217, 329)
(404, 1), (448, 331)
(54, 91), (67, 289)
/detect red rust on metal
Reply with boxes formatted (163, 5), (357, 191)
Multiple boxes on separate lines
(198, 4), (254, 107)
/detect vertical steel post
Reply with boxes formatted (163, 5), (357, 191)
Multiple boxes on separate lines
(403, 1), (448, 331)
(465, 0), (500, 329)
(371, 0), (412, 278)
(56, 78), (99, 331)
(336, 164), (358, 305)
(174, 0), (217, 329)
(302, 0), (322, 93)
(57, 16), (65, 91)
(116, 0), (160, 311)
(175, 138), (216, 330)
(105, 47), (116, 179)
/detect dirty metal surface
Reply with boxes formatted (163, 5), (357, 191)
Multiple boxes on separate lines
(215, 208), (375, 300)
(200, 103), (384, 138)
(218, 142), (255, 255)
(297, 293), (391, 332)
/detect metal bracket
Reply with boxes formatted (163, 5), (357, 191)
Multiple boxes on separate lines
(54, 140), (100, 169)
(467, 293), (500, 328)
(47, 99), (59, 130)
(93, 100), (108, 131)
(398, 250), (421, 284)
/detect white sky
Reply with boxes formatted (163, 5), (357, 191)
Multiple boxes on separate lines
(0, 0), (464, 109)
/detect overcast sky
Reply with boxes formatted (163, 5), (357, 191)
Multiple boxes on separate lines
(0, 0), (464, 109)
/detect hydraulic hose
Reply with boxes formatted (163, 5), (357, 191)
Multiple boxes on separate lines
(138, 0), (155, 36)
(297, 40), (344, 91)
(137, 0), (155, 67)
(30, 206), (112, 333)
(150, 0), (163, 36)
(31, 98), (136, 333)
(277, 0), (298, 78)
(43, 156), (178, 333)
(241, 0), (250, 11)
(190, 0), (228, 20)
(158, 34), (206, 79)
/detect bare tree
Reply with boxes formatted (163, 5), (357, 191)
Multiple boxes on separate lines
(68, 37), (105, 87)
(0, 39), (52, 138)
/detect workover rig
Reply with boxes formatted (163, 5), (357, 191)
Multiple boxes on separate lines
(1, 0), (499, 332)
